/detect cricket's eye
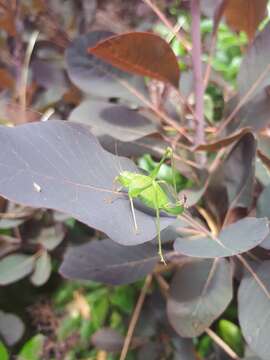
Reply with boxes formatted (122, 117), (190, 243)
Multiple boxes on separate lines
(165, 147), (173, 157)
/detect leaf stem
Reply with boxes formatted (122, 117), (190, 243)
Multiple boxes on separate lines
(237, 255), (270, 299)
(19, 30), (39, 111)
(190, 0), (205, 146)
(142, 0), (192, 51)
(206, 328), (239, 359)
(216, 63), (270, 135)
(120, 274), (152, 360)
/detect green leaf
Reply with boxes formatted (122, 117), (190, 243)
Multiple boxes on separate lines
(204, 94), (214, 122)
(80, 318), (95, 341)
(31, 251), (51, 286)
(53, 283), (77, 307)
(58, 316), (81, 340)
(110, 311), (123, 331)
(217, 319), (244, 356)
(197, 335), (213, 358)
(0, 341), (9, 360)
(0, 254), (35, 285)
(18, 334), (44, 360)
(86, 288), (109, 304)
(110, 286), (136, 314)
(91, 297), (110, 330)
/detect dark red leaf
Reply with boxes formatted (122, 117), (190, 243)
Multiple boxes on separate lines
(88, 32), (180, 87)
(224, 0), (267, 41)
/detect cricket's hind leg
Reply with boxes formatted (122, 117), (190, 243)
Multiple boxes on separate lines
(152, 187), (166, 265)
(128, 195), (140, 234)
(156, 206), (166, 265)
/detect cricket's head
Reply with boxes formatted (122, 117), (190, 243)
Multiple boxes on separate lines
(164, 147), (173, 159)
(114, 171), (134, 188)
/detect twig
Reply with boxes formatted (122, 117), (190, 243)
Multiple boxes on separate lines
(154, 261), (176, 274)
(180, 212), (212, 238)
(203, 31), (218, 89)
(117, 77), (194, 143)
(237, 255), (270, 299)
(172, 87), (200, 125)
(13, 227), (22, 242)
(190, 0), (205, 146)
(0, 210), (34, 219)
(19, 30), (39, 110)
(142, 0), (192, 51)
(155, 274), (169, 298)
(203, 0), (229, 88)
(120, 274), (153, 360)
(216, 63), (270, 135)
(167, 22), (183, 44)
(205, 328), (239, 359)
(89, 44), (194, 143)
(209, 148), (226, 173)
(196, 205), (219, 235)
(40, 108), (55, 122)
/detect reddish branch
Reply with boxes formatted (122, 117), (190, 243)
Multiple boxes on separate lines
(190, 0), (205, 146)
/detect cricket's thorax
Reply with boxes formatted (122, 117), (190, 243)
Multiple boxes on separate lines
(115, 171), (152, 194)
(115, 171), (135, 188)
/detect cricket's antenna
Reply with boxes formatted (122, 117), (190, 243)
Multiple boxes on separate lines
(114, 140), (123, 173)
(171, 148), (178, 198)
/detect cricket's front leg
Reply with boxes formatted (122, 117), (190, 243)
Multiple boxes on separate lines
(112, 176), (122, 192)
(104, 178), (123, 204)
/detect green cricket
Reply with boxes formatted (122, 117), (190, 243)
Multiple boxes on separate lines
(114, 147), (186, 264)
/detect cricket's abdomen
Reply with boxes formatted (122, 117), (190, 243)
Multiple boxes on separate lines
(163, 203), (184, 215)
(138, 182), (168, 210)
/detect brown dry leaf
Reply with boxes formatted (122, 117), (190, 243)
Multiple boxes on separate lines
(0, 9), (16, 36)
(68, 291), (91, 320)
(0, 68), (14, 91)
(0, 196), (6, 213)
(0, 102), (41, 125)
(223, 207), (248, 227)
(62, 86), (82, 105)
(97, 351), (107, 360)
(195, 127), (252, 152)
(32, 0), (47, 13)
(88, 32), (180, 87)
(257, 149), (270, 171)
(224, 0), (268, 41)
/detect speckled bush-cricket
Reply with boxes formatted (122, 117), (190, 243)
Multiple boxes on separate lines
(114, 147), (186, 264)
